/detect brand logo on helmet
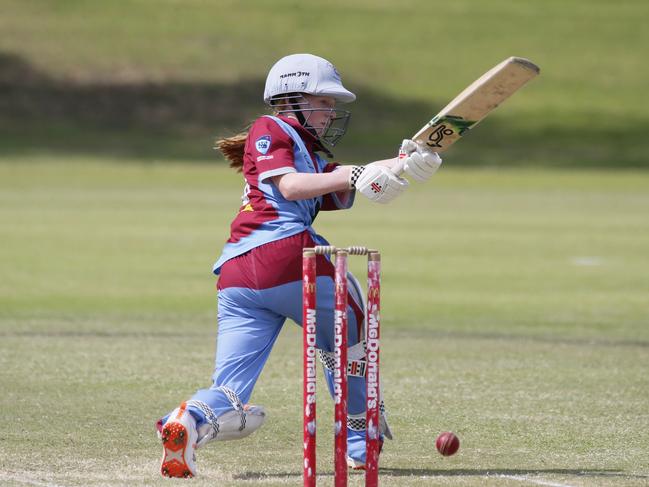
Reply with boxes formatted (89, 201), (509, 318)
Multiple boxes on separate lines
(255, 135), (271, 154)
(279, 71), (310, 79)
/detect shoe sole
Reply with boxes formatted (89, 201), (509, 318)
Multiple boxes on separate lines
(160, 421), (194, 478)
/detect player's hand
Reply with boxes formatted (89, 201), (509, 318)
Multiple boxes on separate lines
(352, 164), (409, 204)
(398, 139), (442, 181)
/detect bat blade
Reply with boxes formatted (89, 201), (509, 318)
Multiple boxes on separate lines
(414, 57), (539, 152)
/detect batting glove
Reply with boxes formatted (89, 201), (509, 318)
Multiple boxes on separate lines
(350, 164), (409, 204)
(398, 139), (442, 182)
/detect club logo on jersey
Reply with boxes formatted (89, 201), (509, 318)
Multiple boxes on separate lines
(255, 135), (271, 154)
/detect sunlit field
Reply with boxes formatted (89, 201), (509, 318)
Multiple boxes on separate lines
(1, 160), (647, 486)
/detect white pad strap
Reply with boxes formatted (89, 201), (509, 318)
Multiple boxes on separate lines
(217, 385), (246, 429)
(319, 341), (367, 377)
(185, 399), (219, 444)
(187, 387), (266, 447)
(320, 343), (393, 440)
(347, 400), (393, 440)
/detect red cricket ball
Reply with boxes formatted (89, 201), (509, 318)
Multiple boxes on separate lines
(435, 431), (460, 456)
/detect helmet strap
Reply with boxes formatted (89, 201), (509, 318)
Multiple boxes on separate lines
(288, 96), (319, 139)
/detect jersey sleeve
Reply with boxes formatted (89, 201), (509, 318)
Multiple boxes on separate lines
(320, 162), (355, 211)
(246, 117), (297, 183)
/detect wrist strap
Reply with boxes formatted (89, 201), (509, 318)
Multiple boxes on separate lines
(349, 165), (366, 189)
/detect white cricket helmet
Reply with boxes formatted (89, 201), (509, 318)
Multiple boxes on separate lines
(263, 53), (356, 104)
(263, 54), (355, 147)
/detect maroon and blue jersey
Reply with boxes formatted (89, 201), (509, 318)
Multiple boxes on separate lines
(213, 115), (354, 274)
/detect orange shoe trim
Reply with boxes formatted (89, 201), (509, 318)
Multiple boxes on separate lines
(176, 401), (187, 420)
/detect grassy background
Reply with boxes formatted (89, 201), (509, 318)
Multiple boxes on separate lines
(1, 161), (648, 486)
(1, 0), (648, 166)
(1, 0), (649, 486)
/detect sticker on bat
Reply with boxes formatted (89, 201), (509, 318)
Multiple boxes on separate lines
(424, 116), (476, 148)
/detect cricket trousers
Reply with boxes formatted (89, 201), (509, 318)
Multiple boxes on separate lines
(163, 231), (371, 460)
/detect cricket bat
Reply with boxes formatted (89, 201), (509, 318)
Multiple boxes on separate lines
(395, 56), (540, 174)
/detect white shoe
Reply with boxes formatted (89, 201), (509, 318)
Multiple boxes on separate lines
(346, 438), (384, 470)
(159, 402), (198, 478)
(347, 456), (365, 470)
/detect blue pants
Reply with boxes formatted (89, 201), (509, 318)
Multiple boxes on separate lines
(162, 231), (373, 462)
(192, 274), (367, 417)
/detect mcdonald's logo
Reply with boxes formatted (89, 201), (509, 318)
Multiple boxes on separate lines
(304, 283), (316, 293)
(368, 288), (380, 299)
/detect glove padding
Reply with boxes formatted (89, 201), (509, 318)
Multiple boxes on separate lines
(355, 164), (409, 204)
(398, 139), (442, 181)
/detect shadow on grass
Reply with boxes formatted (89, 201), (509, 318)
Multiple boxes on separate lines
(0, 51), (432, 163)
(234, 468), (647, 480)
(1, 51), (648, 167)
(390, 328), (649, 349)
(2, 328), (648, 349)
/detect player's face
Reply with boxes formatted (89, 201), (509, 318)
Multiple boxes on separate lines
(303, 95), (337, 136)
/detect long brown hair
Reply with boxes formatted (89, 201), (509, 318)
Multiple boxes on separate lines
(215, 130), (249, 172)
(216, 103), (290, 171)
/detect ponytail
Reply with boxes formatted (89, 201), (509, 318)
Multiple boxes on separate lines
(215, 131), (248, 172)
(216, 110), (280, 171)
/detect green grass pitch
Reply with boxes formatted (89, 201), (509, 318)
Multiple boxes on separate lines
(1, 160), (648, 486)
(1, 0), (649, 484)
